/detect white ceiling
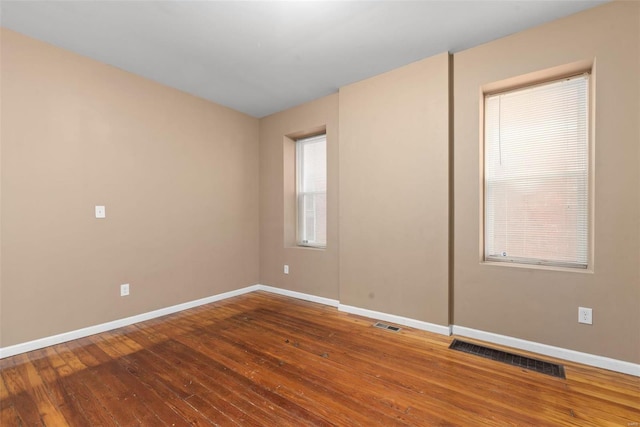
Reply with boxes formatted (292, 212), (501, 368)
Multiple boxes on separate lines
(1, 1), (608, 118)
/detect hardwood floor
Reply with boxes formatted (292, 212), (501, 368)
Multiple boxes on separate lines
(1, 291), (639, 426)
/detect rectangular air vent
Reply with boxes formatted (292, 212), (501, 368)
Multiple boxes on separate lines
(449, 339), (565, 378)
(373, 322), (401, 332)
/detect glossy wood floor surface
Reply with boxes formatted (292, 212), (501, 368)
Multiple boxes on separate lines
(1, 291), (639, 426)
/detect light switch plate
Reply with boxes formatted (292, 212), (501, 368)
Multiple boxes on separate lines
(95, 205), (106, 219)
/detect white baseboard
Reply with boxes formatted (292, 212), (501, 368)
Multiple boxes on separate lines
(0, 284), (333, 359)
(0, 285), (261, 359)
(257, 284), (340, 307)
(452, 326), (640, 377)
(2, 285), (638, 377)
(338, 303), (452, 336)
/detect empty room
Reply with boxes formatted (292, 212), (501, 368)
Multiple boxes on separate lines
(1, 1), (639, 425)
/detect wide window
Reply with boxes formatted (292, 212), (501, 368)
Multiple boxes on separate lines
(296, 134), (327, 248)
(484, 74), (589, 268)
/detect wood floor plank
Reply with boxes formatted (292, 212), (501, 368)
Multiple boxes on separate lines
(0, 398), (25, 427)
(103, 351), (216, 426)
(224, 310), (577, 426)
(59, 369), (119, 426)
(175, 332), (406, 426)
(212, 311), (540, 425)
(185, 391), (262, 427)
(148, 306), (412, 426)
(0, 366), (10, 402)
(28, 345), (105, 426)
(74, 365), (140, 425)
(1, 355), (48, 426)
(87, 335), (218, 426)
(235, 306), (626, 425)
(142, 340), (317, 426)
(152, 337), (334, 426)
(1, 292), (639, 426)
(13, 355), (69, 426)
(76, 342), (191, 426)
(195, 317), (463, 425)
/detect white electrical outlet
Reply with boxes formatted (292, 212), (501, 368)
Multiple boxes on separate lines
(284, 265), (289, 274)
(120, 283), (130, 297)
(578, 307), (592, 324)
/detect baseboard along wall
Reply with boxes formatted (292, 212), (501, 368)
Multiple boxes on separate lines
(1, 284), (638, 377)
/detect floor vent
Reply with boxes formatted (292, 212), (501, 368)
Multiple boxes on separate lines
(449, 339), (566, 379)
(373, 322), (401, 332)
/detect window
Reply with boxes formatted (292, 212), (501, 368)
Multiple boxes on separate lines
(296, 134), (327, 248)
(484, 74), (589, 268)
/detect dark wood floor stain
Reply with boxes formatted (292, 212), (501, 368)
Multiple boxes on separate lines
(1, 291), (639, 426)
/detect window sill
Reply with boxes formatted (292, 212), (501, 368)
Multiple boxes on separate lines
(297, 245), (326, 251)
(481, 260), (593, 274)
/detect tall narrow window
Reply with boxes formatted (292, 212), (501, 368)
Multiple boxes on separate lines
(297, 134), (327, 248)
(484, 74), (589, 268)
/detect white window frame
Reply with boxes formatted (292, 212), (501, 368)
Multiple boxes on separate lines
(483, 73), (591, 269)
(296, 134), (327, 248)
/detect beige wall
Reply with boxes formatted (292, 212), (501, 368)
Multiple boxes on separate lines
(454, 2), (640, 363)
(259, 94), (339, 299)
(0, 29), (260, 347)
(338, 53), (450, 326)
(2, 2), (638, 367)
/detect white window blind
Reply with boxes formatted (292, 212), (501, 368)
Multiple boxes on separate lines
(297, 134), (327, 248)
(484, 74), (589, 268)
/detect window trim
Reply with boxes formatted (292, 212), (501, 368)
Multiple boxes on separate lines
(296, 133), (327, 249)
(481, 72), (592, 270)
